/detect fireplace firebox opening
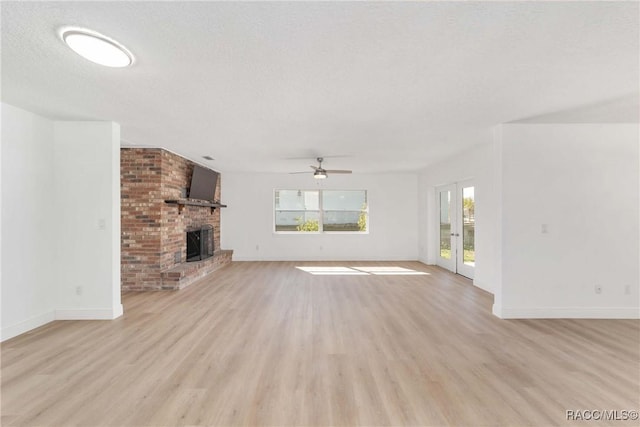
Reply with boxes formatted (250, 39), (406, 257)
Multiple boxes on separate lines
(186, 225), (214, 262)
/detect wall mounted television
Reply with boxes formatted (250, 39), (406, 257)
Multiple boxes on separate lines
(189, 165), (219, 202)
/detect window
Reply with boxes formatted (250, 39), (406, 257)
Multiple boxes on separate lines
(322, 190), (367, 232)
(274, 190), (320, 232)
(274, 190), (368, 233)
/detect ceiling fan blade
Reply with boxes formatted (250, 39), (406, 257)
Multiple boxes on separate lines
(325, 170), (352, 174)
(309, 165), (319, 170)
(284, 154), (353, 160)
(289, 171), (311, 174)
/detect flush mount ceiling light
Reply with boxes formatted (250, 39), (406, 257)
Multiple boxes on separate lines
(61, 28), (134, 67)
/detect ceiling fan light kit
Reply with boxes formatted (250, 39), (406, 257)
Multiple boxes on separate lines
(313, 170), (327, 179)
(290, 157), (352, 179)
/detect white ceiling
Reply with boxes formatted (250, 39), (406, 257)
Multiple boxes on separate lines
(2, 1), (638, 173)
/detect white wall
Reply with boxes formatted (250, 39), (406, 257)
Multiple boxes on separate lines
(221, 172), (419, 261)
(1, 104), (57, 339)
(53, 122), (122, 319)
(0, 104), (2, 342)
(496, 123), (639, 318)
(417, 134), (501, 295)
(1, 104), (122, 341)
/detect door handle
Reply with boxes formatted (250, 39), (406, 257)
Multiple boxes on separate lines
(450, 233), (460, 236)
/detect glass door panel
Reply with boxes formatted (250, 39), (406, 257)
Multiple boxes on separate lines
(440, 190), (451, 259)
(457, 183), (475, 279)
(436, 184), (456, 272)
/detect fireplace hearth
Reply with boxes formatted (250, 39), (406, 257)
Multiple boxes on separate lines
(186, 225), (214, 262)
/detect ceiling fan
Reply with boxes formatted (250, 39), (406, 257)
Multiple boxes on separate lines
(290, 157), (352, 179)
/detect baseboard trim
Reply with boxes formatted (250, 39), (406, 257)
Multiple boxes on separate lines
(56, 304), (124, 320)
(417, 256), (430, 265)
(113, 303), (124, 318)
(2, 305), (124, 342)
(231, 256), (419, 262)
(472, 279), (494, 294)
(492, 303), (503, 318)
(1, 310), (56, 342)
(496, 306), (640, 319)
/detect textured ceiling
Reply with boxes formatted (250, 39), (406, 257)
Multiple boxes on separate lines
(2, 1), (638, 173)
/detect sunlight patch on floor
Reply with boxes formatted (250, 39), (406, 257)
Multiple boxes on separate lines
(295, 266), (430, 276)
(351, 266), (430, 275)
(295, 266), (368, 275)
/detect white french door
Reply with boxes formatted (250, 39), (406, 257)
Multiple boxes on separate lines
(436, 184), (457, 273)
(436, 181), (475, 279)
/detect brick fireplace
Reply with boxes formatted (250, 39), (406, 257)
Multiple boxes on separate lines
(121, 148), (232, 291)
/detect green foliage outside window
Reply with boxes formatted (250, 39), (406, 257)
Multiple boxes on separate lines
(296, 217), (319, 232)
(358, 204), (367, 232)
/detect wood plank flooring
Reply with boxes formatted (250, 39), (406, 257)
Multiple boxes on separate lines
(2, 261), (639, 426)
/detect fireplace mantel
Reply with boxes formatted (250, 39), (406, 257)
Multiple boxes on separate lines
(165, 199), (227, 214)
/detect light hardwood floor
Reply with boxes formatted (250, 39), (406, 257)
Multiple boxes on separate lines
(2, 261), (639, 426)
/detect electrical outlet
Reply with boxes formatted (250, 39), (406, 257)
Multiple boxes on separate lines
(75, 286), (83, 296)
(98, 218), (106, 230)
(625, 285), (631, 295)
(255, 244), (259, 251)
(595, 285), (602, 294)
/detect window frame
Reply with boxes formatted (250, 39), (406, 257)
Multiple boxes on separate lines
(273, 189), (369, 234)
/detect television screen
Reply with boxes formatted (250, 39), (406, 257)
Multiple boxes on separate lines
(189, 165), (219, 201)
